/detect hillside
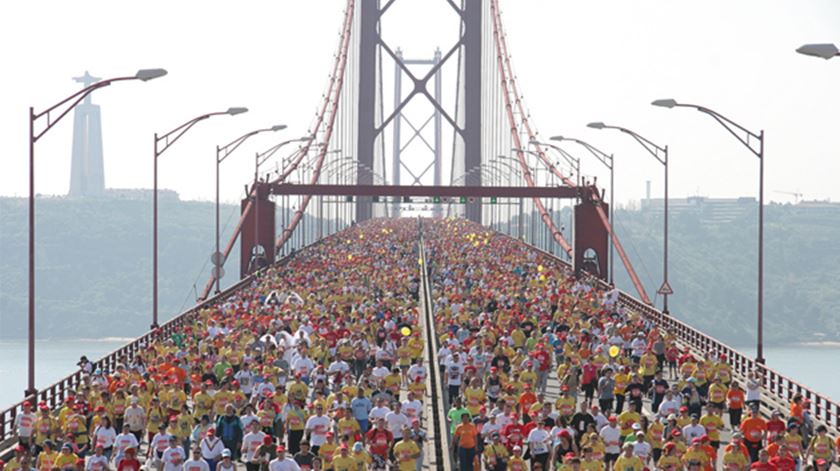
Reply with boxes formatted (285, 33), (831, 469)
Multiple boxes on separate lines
(0, 196), (248, 339)
(610, 204), (840, 346)
(2, 197), (839, 345)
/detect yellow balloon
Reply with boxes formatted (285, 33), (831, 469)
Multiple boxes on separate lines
(609, 346), (620, 358)
(418, 258), (424, 266)
(539, 275), (546, 282)
(359, 234), (364, 239)
(401, 327), (412, 337)
(537, 265), (544, 272)
(347, 255), (353, 261)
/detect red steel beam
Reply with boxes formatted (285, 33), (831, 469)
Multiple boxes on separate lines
(267, 183), (582, 199)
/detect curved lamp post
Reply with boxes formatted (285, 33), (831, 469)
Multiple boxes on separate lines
(27, 68), (167, 398)
(652, 98), (765, 363)
(153, 107), (248, 328)
(212, 125), (286, 294)
(588, 121), (671, 313)
(796, 43), (839, 60)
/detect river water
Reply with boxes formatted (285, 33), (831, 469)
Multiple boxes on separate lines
(1, 340), (838, 410)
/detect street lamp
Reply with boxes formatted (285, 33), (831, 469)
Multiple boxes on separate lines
(796, 43), (839, 60)
(652, 98), (766, 363)
(153, 107), (247, 328)
(526, 141), (582, 187)
(550, 136), (615, 284)
(213, 125), (286, 294)
(588, 121), (672, 312)
(26, 68), (166, 398)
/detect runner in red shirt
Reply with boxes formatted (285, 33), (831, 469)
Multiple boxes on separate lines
(501, 417), (524, 452)
(365, 418), (393, 459)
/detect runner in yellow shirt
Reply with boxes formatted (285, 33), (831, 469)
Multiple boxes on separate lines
(330, 444), (357, 471)
(614, 443), (645, 471)
(393, 435), (421, 471)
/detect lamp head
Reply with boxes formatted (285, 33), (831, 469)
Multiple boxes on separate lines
(651, 99), (678, 108)
(587, 122), (606, 130)
(270, 125), (287, 132)
(135, 69), (168, 81)
(227, 107), (249, 116)
(549, 135), (565, 142)
(796, 43), (839, 60)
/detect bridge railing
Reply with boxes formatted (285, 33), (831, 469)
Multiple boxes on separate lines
(0, 240), (316, 449)
(617, 293), (840, 432)
(519, 235), (840, 434)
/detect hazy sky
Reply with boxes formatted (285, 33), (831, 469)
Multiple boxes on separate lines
(1, 0), (838, 206)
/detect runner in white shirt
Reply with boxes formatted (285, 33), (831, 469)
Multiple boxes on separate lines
(14, 401), (36, 445)
(93, 419), (117, 456)
(401, 392), (423, 422)
(241, 423), (267, 465)
(407, 362), (427, 383)
(86, 446), (110, 471)
(599, 418), (622, 458)
(183, 448), (211, 471)
(632, 431), (652, 462)
(303, 406), (331, 447)
(113, 424), (139, 465)
(199, 430), (224, 466)
(368, 397), (392, 423)
(385, 403), (409, 440)
(150, 429), (172, 460)
(526, 424), (552, 463)
(161, 437), (186, 471)
(234, 366), (255, 396)
(268, 446), (300, 471)
(291, 355), (315, 380)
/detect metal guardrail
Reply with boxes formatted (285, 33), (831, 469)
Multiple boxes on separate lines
(418, 223), (452, 471)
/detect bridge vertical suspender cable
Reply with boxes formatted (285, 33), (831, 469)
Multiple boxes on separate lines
(199, 0), (357, 301)
(490, 0), (652, 304)
(489, 0), (572, 256)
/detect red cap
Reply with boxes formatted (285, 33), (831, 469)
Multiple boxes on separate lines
(263, 436), (272, 445)
(276, 445), (285, 453)
(671, 430), (682, 437)
(95, 405), (105, 412)
(679, 406), (688, 412)
(691, 437), (702, 444)
(207, 428), (216, 436)
(607, 416), (617, 422)
(22, 401), (32, 407)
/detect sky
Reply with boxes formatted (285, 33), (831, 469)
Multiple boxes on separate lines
(1, 0), (838, 207)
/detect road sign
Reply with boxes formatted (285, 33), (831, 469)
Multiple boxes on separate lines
(459, 196), (467, 204)
(490, 197), (497, 204)
(210, 252), (225, 266)
(212, 266), (226, 280)
(657, 281), (674, 295)
(433, 196), (441, 204)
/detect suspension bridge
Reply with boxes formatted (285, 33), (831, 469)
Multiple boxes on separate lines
(4, 1), (838, 470)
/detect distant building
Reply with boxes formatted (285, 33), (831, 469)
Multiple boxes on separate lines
(68, 71), (106, 198)
(641, 196), (756, 224)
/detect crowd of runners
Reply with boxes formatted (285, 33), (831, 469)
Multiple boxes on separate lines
(4, 217), (839, 471)
(425, 218), (839, 471)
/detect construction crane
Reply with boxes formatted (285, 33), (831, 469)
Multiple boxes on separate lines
(775, 190), (803, 203)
